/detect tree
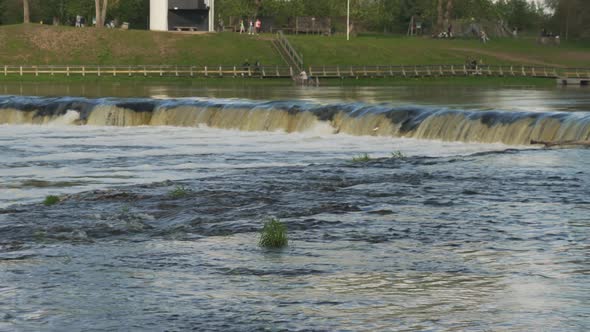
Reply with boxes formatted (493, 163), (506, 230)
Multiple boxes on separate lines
(444, 0), (453, 29)
(437, 0), (444, 31)
(95, 0), (107, 27)
(23, 0), (29, 23)
(546, 0), (590, 39)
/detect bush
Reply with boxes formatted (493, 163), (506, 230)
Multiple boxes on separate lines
(259, 217), (288, 249)
(43, 195), (60, 206)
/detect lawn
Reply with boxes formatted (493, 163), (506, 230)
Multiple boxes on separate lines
(288, 34), (590, 67)
(0, 24), (282, 66)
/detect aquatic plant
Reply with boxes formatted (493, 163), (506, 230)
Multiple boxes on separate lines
(43, 195), (60, 206)
(391, 150), (406, 159)
(352, 153), (371, 163)
(169, 185), (190, 198)
(259, 218), (288, 249)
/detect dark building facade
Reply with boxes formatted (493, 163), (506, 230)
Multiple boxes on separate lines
(168, 0), (210, 31)
(150, 0), (214, 32)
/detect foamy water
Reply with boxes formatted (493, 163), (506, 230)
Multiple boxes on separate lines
(0, 123), (514, 208)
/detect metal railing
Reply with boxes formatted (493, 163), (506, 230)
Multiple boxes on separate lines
(276, 31), (304, 72)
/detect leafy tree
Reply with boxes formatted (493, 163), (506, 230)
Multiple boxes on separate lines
(545, 0), (590, 39)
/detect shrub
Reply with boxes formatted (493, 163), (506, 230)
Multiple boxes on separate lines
(259, 217), (288, 249)
(43, 195), (60, 206)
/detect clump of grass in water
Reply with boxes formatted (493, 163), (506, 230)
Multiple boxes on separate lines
(352, 153), (371, 163)
(259, 218), (288, 249)
(169, 185), (190, 198)
(43, 195), (60, 206)
(391, 150), (406, 159)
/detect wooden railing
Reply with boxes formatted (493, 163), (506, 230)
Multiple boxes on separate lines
(304, 64), (585, 79)
(308, 65), (590, 78)
(0, 64), (588, 80)
(0, 65), (295, 78)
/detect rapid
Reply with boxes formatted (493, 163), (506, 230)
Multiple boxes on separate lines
(0, 84), (589, 331)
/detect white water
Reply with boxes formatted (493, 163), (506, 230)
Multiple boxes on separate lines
(0, 124), (514, 208)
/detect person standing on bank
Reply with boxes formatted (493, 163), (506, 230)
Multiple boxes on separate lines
(239, 19), (245, 34)
(255, 18), (261, 34)
(248, 19), (254, 35)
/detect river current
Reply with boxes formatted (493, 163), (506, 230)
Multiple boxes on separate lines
(0, 84), (589, 331)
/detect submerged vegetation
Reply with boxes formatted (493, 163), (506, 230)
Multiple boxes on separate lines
(352, 153), (372, 163)
(391, 151), (407, 159)
(259, 218), (288, 249)
(43, 195), (60, 206)
(169, 185), (191, 199)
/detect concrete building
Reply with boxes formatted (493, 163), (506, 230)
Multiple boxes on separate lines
(150, 0), (215, 32)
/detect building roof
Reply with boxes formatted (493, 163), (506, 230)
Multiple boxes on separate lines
(168, 0), (209, 10)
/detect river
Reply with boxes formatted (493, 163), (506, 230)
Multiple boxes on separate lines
(0, 82), (589, 331)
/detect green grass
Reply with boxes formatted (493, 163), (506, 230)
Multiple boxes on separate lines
(259, 217), (288, 249)
(0, 24), (282, 66)
(43, 195), (60, 206)
(289, 34), (590, 67)
(352, 153), (372, 163)
(168, 185), (191, 199)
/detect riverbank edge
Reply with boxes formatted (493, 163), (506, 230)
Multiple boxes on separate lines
(0, 75), (557, 87)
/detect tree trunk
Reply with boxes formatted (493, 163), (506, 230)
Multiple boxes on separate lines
(101, 0), (108, 27)
(95, 0), (108, 28)
(444, 0), (453, 29)
(95, 0), (102, 27)
(437, 0), (444, 32)
(23, 0), (30, 24)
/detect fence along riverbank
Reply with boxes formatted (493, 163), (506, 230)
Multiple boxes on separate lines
(0, 64), (588, 83)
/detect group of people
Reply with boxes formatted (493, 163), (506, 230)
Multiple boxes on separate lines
(73, 15), (116, 28)
(538, 28), (560, 45)
(74, 15), (86, 27)
(239, 19), (262, 35)
(242, 59), (262, 75)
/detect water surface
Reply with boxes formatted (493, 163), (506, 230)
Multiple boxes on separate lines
(0, 83), (589, 331)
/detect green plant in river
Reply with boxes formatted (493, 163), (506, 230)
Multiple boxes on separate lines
(391, 150), (406, 159)
(120, 205), (131, 214)
(259, 217), (288, 249)
(169, 185), (191, 198)
(352, 153), (371, 163)
(43, 195), (60, 206)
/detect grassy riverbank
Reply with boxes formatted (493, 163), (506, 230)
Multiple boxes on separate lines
(289, 34), (590, 67)
(0, 24), (282, 66)
(1, 24), (588, 69)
